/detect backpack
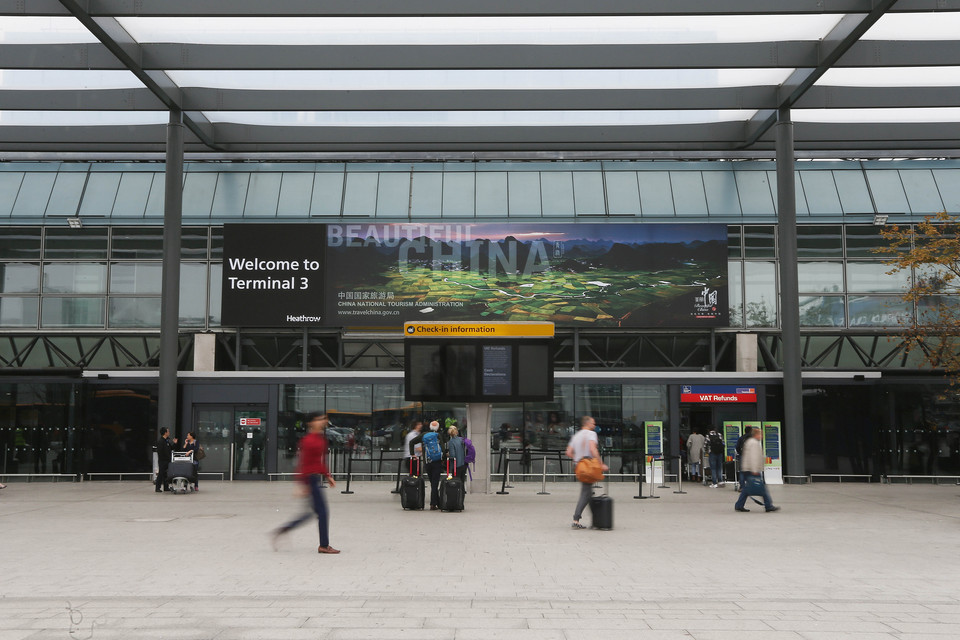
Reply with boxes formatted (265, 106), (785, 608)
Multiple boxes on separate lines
(463, 438), (476, 465)
(195, 444), (206, 461)
(422, 431), (442, 462)
(708, 432), (724, 455)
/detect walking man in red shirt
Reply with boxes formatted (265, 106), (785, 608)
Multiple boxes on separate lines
(272, 412), (340, 554)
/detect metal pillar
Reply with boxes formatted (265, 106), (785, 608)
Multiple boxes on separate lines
(466, 403), (492, 494)
(775, 106), (805, 477)
(158, 109), (184, 437)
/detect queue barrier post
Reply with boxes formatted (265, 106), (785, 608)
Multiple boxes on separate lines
(673, 455), (687, 494)
(657, 457), (670, 489)
(341, 454), (354, 494)
(634, 455), (649, 499)
(648, 457), (661, 499)
(537, 455), (550, 495)
(391, 457), (403, 494)
(496, 452), (510, 495)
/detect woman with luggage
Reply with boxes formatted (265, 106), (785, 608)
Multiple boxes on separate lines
(272, 412), (340, 554)
(447, 426), (467, 482)
(179, 431), (200, 492)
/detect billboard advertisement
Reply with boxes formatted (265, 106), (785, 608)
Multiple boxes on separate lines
(221, 223), (326, 327)
(325, 222), (727, 328)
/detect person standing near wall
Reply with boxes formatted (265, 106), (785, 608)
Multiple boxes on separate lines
(686, 429), (705, 483)
(272, 412), (340, 554)
(565, 416), (608, 530)
(154, 427), (177, 493)
(706, 427), (726, 487)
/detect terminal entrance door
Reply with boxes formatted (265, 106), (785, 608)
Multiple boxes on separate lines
(192, 404), (268, 480)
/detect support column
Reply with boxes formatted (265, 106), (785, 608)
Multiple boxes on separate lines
(466, 402), (492, 494)
(775, 106), (805, 477)
(158, 109), (184, 437)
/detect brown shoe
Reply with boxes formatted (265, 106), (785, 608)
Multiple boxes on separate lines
(317, 545), (340, 554)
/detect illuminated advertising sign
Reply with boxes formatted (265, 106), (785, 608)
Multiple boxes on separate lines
(681, 385), (757, 403)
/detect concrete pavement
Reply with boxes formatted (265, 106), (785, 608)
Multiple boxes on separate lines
(1, 478), (959, 639)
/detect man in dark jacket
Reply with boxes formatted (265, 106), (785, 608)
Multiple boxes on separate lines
(154, 427), (177, 493)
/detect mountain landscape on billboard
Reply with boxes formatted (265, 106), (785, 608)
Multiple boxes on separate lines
(325, 223), (727, 328)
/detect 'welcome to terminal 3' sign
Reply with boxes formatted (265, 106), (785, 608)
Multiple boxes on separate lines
(221, 223), (728, 328)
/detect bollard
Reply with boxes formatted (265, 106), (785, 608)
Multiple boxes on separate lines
(229, 443), (234, 481)
(673, 455), (687, 494)
(537, 455), (550, 495)
(496, 455), (510, 495)
(341, 455), (354, 494)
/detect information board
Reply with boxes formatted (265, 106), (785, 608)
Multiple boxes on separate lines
(481, 345), (512, 396)
(644, 421), (664, 484)
(722, 422), (742, 462)
(762, 421), (783, 484)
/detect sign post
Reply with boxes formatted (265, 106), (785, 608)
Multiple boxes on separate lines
(761, 421), (783, 484)
(644, 421), (664, 485)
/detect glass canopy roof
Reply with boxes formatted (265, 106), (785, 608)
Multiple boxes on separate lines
(1, 2), (959, 154)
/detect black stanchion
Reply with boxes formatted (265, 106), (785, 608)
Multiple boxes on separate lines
(341, 455), (354, 494)
(634, 457), (648, 499)
(673, 455), (687, 494)
(496, 453), (510, 495)
(391, 457), (402, 494)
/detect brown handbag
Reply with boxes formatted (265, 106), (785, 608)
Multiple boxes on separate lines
(575, 457), (604, 483)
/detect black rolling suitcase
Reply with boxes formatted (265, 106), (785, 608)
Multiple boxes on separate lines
(439, 460), (464, 512)
(400, 458), (425, 510)
(590, 479), (613, 530)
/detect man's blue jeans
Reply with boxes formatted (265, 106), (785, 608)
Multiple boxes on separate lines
(735, 472), (774, 511)
(709, 452), (724, 485)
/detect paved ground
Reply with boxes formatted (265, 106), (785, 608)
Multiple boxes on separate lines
(1, 477), (959, 640)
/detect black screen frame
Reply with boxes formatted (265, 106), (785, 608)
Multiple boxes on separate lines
(404, 339), (554, 403)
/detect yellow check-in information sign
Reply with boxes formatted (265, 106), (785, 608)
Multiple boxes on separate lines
(404, 321), (554, 338)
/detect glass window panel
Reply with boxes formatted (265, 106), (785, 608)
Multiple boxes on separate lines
(108, 297), (161, 328)
(41, 297), (105, 328)
(44, 227), (107, 259)
(604, 172), (640, 216)
(574, 384), (622, 449)
(410, 173), (443, 217)
(848, 295), (911, 328)
(702, 171), (741, 216)
(521, 384), (575, 454)
(728, 260), (743, 327)
(797, 224), (843, 258)
(743, 261), (777, 328)
(727, 226), (742, 259)
(798, 262), (844, 293)
(181, 172), (217, 218)
(0, 297), (38, 327)
(310, 172), (344, 217)
(342, 173), (379, 217)
(917, 295), (960, 326)
(244, 172), (282, 217)
(799, 172), (842, 215)
(42, 262), (106, 294)
(622, 384), (668, 463)
(768, 170), (810, 216)
(637, 171), (675, 216)
(210, 229), (223, 260)
(799, 295), (845, 327)
(670, 172), (708, 216)
(179, 262), (207, 327)
(507, 172), (541, 216)
(375, 172), (410, 218)
(734, 171), (775, 216)
(371, 383), (420, 451)
(540, 172), (574, 217)
(209, 263), (222, 326)
(0, 227), (41, 259)
(209, 172), (250, 218)
(144, 173), (165, 218)
(933, 169), (960, 214)
(743, 225), (776, 259)
(280, 383), (325, 414)
(442, 172), (476, 218)
(277, 173), (315, 218)
(846, 261), (911, 293)
(0, 173), (25, 217)
(181, 227), (208, 259)
(916, 263), (960, 292)
(112, 227), (163, 259)
(326, 384), (373, 449)
(833, 170), (874, 214)
(78, 173), (121, 217)
(573, 171), (605, 215)
(865, 170), (909, 214)
(899, 170), (945, 215)
(112, 172), (152, 218)
(12, 173), (56, 217)
(476, 172), (507, 217)
(845, 225), (894, 257)
(0, 263), (39, 293)
(44, 172), (87, 216)
(109, 262), (162, 294)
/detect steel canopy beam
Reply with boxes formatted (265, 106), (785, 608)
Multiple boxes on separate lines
(743, 0), (900, 147)
(56, 0), (220, 150)
(6, 0), (960, 16)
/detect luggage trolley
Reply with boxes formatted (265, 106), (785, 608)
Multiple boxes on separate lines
(168, 451), (197, 494)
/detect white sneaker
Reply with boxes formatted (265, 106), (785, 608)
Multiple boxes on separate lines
(710, 484), (718, 488)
